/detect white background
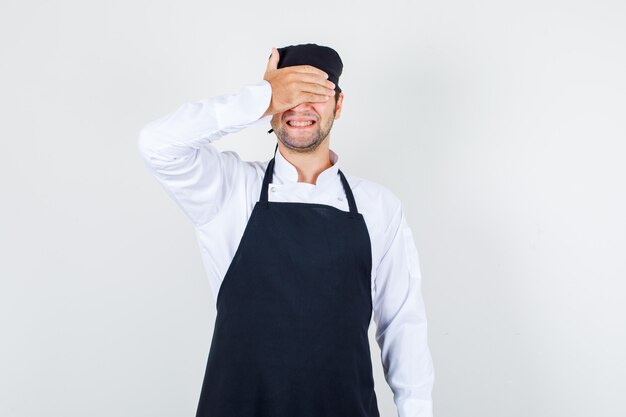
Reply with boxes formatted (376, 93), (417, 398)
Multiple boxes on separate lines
(1, 1), (625, 416)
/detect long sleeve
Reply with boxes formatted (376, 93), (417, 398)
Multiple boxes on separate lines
(137, 79), (272, 226)
(372, 201), (435, 417)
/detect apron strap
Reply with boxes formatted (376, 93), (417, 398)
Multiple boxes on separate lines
(259, 144), (359, 216)
(258, 144), (279, 208)
(259, 158), (275, 209)
(337, 169), (358, 217)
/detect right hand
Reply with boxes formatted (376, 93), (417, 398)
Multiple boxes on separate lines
(262, 47), (336, 117)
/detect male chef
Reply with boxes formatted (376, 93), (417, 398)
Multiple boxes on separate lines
(138, 43), (434, 417)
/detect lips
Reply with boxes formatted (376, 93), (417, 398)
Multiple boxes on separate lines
(285, 118), (317, 129)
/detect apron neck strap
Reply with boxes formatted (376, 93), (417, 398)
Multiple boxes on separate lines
(259, 145), (359, 216)
(337, 169), (358, 216)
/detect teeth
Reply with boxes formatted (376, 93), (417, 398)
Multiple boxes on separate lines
(288, 120), (314, 127)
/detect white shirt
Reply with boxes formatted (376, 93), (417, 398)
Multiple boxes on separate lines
(137, 79), (434, 417)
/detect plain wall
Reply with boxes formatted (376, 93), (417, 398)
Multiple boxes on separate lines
(1, 0), (625, 416)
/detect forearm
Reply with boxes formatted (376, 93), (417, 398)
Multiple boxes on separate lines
(136, 79), (272, 226)
(137, 79), (271, 168)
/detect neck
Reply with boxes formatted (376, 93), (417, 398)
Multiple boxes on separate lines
(277, 140), (332, 185)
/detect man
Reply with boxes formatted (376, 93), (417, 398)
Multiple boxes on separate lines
(138, 43), (434, 417)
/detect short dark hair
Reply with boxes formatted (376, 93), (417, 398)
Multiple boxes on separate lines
(334, 85), (342, 105)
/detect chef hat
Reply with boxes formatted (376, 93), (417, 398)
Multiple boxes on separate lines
(274, 43), (343, 89)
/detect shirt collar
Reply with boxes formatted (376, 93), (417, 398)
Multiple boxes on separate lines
(273, 147), (340, 187)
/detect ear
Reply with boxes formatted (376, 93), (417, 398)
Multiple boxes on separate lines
(334, 92), (344, 120)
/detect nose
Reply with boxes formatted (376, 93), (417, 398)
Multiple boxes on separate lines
(291, 102), (314, 111)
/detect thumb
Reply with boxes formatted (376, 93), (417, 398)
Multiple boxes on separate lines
(266, 47), (279, 71)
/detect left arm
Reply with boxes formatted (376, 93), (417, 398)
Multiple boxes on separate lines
(372, 201), (435, 417)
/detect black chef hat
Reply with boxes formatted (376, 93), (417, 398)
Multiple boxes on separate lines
(274, 43), (343, 89)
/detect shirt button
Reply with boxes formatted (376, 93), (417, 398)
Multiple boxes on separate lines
(270, 186), (277, 192)
(337, 196), (344, 201)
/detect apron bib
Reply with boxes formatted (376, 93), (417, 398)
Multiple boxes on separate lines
(195, 148), (380, 417)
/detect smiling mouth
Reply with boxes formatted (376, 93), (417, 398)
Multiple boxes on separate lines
(286, 120), (316, 129)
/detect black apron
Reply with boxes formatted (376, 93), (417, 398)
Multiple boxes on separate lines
(195, 147), (380, 417)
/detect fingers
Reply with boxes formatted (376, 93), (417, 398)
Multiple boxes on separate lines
(298, 81), (336, 97)
(295, 82), (335, 106)
(296, 73), (336, 90)
(292, 64), (329, 79)
(302, 93), (332, 103)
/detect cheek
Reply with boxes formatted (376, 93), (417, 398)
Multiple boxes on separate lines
(271, 114), (283, 125)
(311, 104), (333, 121)
(312, 103), (329, 113)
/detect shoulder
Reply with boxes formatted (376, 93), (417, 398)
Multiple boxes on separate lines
(221, 153), (274, 201)
(342, 171), (403, 226)
(215, 150), (269, 176)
